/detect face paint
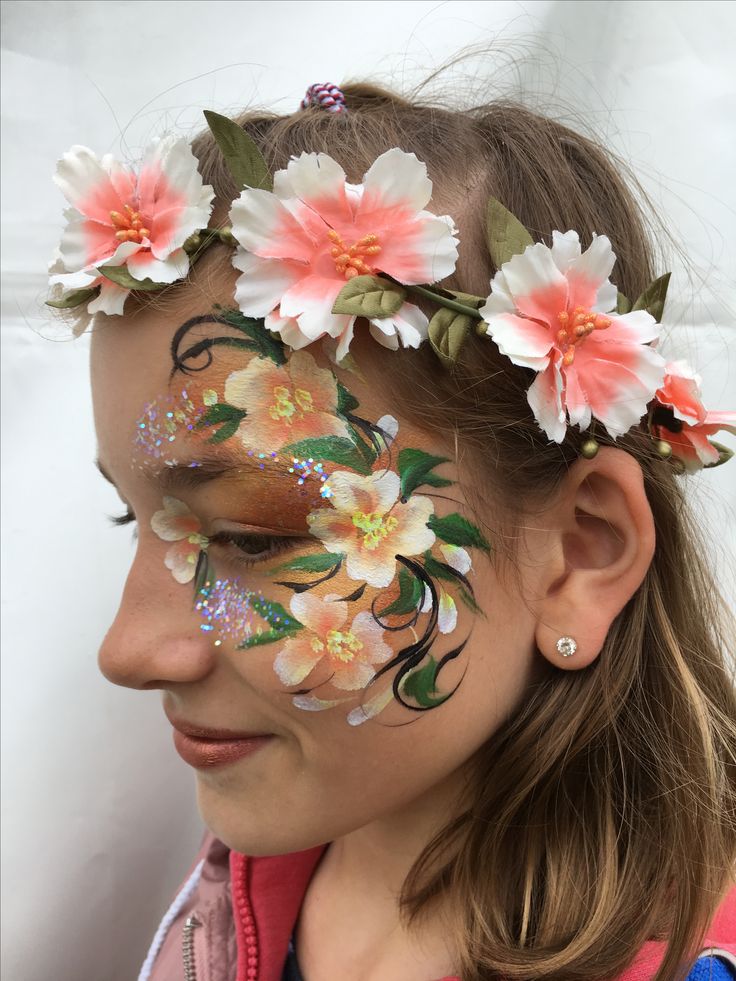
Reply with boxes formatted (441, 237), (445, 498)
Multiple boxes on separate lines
(144, 310), (492, 726)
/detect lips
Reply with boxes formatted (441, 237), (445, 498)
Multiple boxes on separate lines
(172, 729), (274, 769)
(164, 706), (272, 741)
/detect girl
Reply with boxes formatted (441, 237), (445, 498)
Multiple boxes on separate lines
(47, 80), (736, 981)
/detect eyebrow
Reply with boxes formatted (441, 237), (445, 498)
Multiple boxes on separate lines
(96, 452), (296, 493)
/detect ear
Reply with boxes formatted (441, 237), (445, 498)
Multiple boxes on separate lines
(533, 447), (656, 670)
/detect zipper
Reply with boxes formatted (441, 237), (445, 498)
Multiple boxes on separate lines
(182, 913), (202, 981)
(233, 854), (259, 979)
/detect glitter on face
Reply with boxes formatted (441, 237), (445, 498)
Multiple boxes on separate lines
(195, 574), (300, 647)
(133, 390), (205, 464)
(288, 457), (333, 498)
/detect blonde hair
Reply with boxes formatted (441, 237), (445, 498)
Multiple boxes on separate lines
(158, 77), (736, 980)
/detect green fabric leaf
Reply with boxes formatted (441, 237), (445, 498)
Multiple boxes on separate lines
(214, 307), (287, 364)
(203, 110), (273, 192)
(631, 272), (671, 322)
(378, 565), (423, 617)
(703, 441), (735, 469)
(428, 306), (474, 369)
(282, 436), (373, 475)
(485, 197), (534, 268)
(331, 275), (406, 318)
(402, 656), (450, 708)
(397, 447), (451, 498)
(427, 513), (490, 552)
(96, 264), (162, 291)
(271, 552), (344, 574)
(616, 291), (632, 314)
(45, 286), (100, 309)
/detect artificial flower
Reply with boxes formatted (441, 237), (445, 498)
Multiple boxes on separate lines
(273, 593), (393, 691)
(307, 469), (435, 589)
(49, 135), (215, 319)
(479, 231), (666, 442)
(651, 360), (736, 471)
(223, 349), (351, 451)
(229, 148), (458, 359)
(151, 496), (209, 584)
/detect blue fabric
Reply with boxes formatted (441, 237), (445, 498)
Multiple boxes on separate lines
(281, 932), (303, 981)
(686, 955), (736, 980)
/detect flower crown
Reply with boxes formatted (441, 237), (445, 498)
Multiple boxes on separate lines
(47, 110), (735, 473)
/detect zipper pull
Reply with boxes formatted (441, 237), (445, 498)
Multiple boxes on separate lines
(183, 914), (202, 981)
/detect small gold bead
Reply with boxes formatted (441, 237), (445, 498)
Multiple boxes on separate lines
(581, 438), (599, 459)
(475, 321), (488, 336)
(656, 439), (673, 458)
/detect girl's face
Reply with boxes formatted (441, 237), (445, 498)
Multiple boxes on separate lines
(91, 292), (546, 856)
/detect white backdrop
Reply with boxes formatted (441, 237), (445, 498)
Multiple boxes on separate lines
(2, 2), (735, 979)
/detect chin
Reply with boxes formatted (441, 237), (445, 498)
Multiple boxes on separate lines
(195, 776), (330, 857)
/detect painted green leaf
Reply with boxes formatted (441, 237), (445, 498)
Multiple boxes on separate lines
(271, 552), (344, 574)
(427, 513), (490, 552)
(402, 656), (450, 708)
(331, 275), (406, 318)
(193, 550), (212, 597)
(196, 402), (246, 443)
(378, 565), (423, 617)
(428, 307), (474, 370)
(240, 626), (301, 649)
(214, 306), (287, 364)
(422, 551), (464, 585)
(96, 265), (162, 291)
(203, 110), (273, 192)
(616, 291), (632, 315)
(631, 272), (671, 322)
(703, 441), (734, 469)
(282, 436), (373, 475)
(397, 447), (451, 499)
(45, 286), (100, 309)
(336, 381), (360, 417)
(238, 595), (303, 649)
(485, 197), (534, 269)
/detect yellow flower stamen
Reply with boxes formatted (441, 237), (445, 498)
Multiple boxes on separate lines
(352, 511), (399, 550)
(556, 307), (611, 366)
(327, 229), (382, 280)
(325, 628), (363, 663)
(269, 385), (315, 425)
(110, 203), (150, 243)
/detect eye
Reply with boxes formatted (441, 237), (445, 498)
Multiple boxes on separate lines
(207, 530), (299, 568)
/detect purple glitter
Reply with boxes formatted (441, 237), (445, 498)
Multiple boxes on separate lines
(133, 389), (205, 464)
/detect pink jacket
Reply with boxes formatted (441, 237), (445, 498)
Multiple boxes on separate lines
(139, 829), (736, 981)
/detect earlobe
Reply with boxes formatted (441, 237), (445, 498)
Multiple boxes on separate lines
(534, 448), (656, 671)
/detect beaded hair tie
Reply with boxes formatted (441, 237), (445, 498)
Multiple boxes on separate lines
(299, 82), (348, 114)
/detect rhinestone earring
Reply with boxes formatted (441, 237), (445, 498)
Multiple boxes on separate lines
(556, 636), (577, 658)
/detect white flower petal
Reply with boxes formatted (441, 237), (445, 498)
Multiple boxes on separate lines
(282, 152), (354, 225)
(125, 248), (189, 284)
(360, 148), (432, 214)
(439, 544), (472, 575)
(550, 230), (582, 272)
(438, 592), (458, 635)
(232, 250), (303, 317)
(87, 281), (129, 316)
(370, 302), (429, 350)
(527, 362), (566, 443)
(230, 187), (317, 262)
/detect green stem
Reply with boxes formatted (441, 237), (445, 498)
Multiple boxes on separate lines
(404, 283), (484, 320)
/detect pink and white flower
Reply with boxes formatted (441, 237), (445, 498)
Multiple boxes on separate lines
(151, 496), (209, 584)
(479, 231), (666, 442)
(651, 360), (736, 471)
(307, 469), (436, 588)
(229, 148), (459, 359)
(50, 136), (215, 322)
(274, 593), (393, 691)
(223, 349), (351, 451)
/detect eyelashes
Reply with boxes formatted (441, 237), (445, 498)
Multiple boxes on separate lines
(110, 510), (299, 568)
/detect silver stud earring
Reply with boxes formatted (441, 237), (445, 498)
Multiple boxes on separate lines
(556, 636), (577, 658)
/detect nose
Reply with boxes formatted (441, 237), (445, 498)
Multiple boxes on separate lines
(98, 547), (218, 690)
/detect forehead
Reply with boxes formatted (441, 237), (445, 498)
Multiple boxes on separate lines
(89, 297), (438, 483)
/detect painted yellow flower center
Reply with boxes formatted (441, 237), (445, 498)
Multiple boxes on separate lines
(352, 511), (399, 550)
(311, 629), (363, 663)
(328, 229), (382, 280)
(110, 204), (150, 243)
(556, 307), (611, 366)
(269, 385), (314, 425)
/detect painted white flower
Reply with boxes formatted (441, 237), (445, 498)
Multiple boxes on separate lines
(49, 136), (215, 325)
(151, 496), (209, 584)
(229, 148), (459, 359)
(307, 469), (435, 588)
(480, 231), (666, 442)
